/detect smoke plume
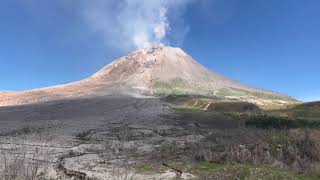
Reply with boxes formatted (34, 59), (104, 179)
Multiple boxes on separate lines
(82, 0), (193, 50)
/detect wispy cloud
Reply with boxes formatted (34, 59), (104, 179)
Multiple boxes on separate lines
(81, 0), (194, 50)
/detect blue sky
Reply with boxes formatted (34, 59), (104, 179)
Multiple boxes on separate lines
(0, 0), (319, 101)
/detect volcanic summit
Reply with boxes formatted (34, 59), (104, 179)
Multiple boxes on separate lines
(0, 46), (295, 107)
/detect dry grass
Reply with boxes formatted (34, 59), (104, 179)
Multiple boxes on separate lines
(0, 126), (55, 180)
(100, 119), (138, 180)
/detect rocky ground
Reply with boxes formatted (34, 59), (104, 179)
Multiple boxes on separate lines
(0, 96), (319, 180)
(0, 96), (199, 179)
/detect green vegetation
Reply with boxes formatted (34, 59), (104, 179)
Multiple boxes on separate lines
(154, 78), (195, 96)
(166, 95), (320, 130)
(165, 95), (261, 113)
(216, 88), (246, 97)
(206, 101), (261, 113)
(154, 77), (294, 103)
(138, 161), (319, 179)
(246, 116), (320, 129)
(192, 162), (320, 180)
(159, 97), (320, 179)
(154, 78), (245, 98)
(274, 101), (320, 120)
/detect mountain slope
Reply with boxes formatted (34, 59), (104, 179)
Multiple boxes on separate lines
(0, 46), (296, 107)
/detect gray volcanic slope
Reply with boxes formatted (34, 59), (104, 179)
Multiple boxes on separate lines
(0, 46), (295, 107)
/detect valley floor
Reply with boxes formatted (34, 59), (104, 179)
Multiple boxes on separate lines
(0, 96), (319, 180)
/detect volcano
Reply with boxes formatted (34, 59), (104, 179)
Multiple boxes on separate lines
(0, 46), (296, 107)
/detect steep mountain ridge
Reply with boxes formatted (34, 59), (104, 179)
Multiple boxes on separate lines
(0, 46), (296, 107)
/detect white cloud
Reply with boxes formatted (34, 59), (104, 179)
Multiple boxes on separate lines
(82, 0), (194, 50)
(133, 32), (151, 49)
(153, 7), (169, 41)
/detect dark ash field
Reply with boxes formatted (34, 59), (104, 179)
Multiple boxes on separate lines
(1, 95), (320, 180)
